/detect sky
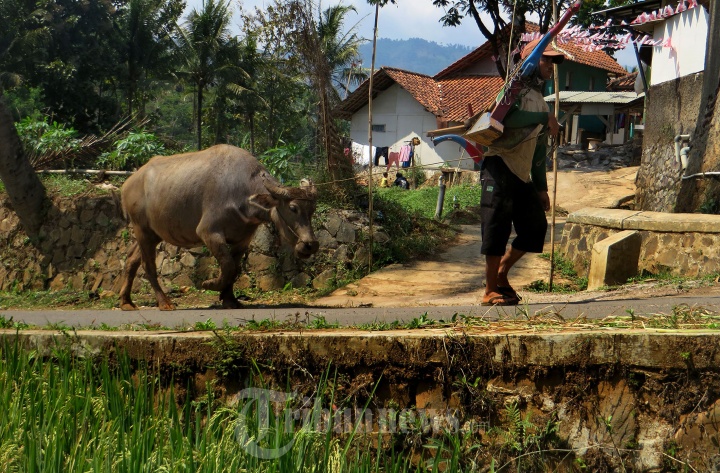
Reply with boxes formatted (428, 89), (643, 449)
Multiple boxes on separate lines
(185, 0), (638, 69)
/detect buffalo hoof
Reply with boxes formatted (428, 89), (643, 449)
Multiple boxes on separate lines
(158, 301), (176, 311)
(222, 298), (242, 309)
(120, 302), (138, 311)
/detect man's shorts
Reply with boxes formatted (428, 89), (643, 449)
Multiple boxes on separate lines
(480, 156), (548, 256)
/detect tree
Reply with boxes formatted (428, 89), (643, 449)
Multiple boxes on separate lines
(239, 1), (309, 153)
(176, 0), (239, 150)
(0, 0), (51, 93)
(116, 0), (184, 117)
(317, 4), (368, 99)
(291, 1), (366, 187)
(431, 0), (632, 77)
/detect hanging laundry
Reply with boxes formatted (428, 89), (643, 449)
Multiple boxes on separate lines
(350, 142), (373, 166)
(387, 151), (401, 170)
(399, 145), (411, 163)
(374, 147), (389, 166)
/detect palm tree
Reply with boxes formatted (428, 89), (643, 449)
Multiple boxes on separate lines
(176, 0), (240, 150)
(117, 0), (184, 117)
(293, 1), (366, 186)
(0, 0), (51, 94)
(317, 4), (368, 100)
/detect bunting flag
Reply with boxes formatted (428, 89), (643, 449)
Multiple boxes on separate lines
(519, 0), (701, 52)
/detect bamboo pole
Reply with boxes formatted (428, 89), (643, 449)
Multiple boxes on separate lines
(36, 169), (134, 176)
(549, 0), (560, 292)
(367, 4), (379, 274)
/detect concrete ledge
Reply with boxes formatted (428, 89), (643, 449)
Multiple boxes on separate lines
(566, 208), (642, 228)
(3, 328), (720, 370)
(567, 208), (720, 233)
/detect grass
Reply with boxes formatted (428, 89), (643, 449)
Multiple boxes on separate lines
(39, 174), (124, 197)
(0, 288), (118, 310)
(526, 253), (588, 293)
(0, 340), (599, 471)
(0, 344), (483, 472)
(374, 184), (481, 220)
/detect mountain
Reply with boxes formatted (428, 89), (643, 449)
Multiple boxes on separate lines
(357, 38), (474, 77)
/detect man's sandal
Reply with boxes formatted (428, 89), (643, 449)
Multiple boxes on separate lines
(481, 293), (520, 306)
(497, 285), (521, 301)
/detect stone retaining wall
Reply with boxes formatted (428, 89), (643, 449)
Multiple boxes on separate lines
(0, 190), (386, 296)
(5, 328), (720, 471)
(560, 207), (720, 277)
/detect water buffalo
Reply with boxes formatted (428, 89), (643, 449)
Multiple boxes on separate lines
(118, 144), (319, 310)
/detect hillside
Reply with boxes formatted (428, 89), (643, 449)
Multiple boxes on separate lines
(358, 38), (473, 76)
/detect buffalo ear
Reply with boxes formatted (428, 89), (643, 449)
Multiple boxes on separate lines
(248, 193), (279, 214)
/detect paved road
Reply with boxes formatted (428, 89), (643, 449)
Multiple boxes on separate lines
(3, 293), (720, 329)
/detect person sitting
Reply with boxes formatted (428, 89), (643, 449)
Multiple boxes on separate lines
(380, 172), (389, 188)
(394, 172), (409, 189)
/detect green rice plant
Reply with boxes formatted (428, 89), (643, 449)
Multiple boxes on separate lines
(0, 342), (473, 472)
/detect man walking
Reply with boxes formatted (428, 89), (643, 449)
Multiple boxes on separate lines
(480, 39), (564, 306)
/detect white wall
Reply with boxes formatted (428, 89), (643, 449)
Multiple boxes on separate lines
(651, 7), (709, 85)
(350, 84), (477, 171)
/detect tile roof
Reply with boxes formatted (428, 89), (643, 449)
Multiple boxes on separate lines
(383, 68), (442, 115)
(336, 23), (628, 120)
(437, 75), (506, 122)
(607, 72), (639, 91)
(525, 23), (629, 76)
(335, 66), (504, 123)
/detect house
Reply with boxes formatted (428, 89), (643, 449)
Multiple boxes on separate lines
(337, 24), (628, 173)
(598, 0), (710, 212)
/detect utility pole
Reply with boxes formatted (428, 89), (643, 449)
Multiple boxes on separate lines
(549, 0), (560, 292)
(367, 4), (379, 274)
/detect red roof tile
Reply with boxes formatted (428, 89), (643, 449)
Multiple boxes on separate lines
(607, 71), (639, 91)
(437, 76), (506, 122)
(336, 23), (628, 120)
(383, 68), (442, 115)
(525, 23), (628, 76)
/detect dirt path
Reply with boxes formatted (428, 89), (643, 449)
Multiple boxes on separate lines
(315, 167), (639, 308)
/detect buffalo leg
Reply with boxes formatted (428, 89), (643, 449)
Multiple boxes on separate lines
(217, 246), (247, 309)
(119, 241), (142, 311)
(199, 232), (239, 308)
(136, 229), (175, 311)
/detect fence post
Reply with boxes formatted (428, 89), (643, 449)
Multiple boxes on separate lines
(434, 175), (446, 220)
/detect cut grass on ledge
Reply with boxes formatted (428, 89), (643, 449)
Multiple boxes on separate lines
(2, 303), (720, 333)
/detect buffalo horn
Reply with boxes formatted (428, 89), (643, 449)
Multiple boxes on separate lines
(300, 178), (318, 198)
(263, 179), (293, 199)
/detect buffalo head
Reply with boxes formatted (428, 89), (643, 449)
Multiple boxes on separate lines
(262, 178), (319, 259)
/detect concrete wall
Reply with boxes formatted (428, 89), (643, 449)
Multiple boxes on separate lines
(635, 72), (704, 211)
(651, 7), (709, 86)
(559, 208), (720, 278)
(349, 84), (477, 171)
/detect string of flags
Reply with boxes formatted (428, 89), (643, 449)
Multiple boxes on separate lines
(520, 0), (701, 52)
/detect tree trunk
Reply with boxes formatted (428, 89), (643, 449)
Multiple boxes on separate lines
(0, 98), (47, 235)
(197, 85), (204, 150)
(675, 2), (720, 212)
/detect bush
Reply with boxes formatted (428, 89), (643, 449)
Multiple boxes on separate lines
(258, 140), (311, 183)
(15, 116), (82, 168)
(96, 131), (166, 170)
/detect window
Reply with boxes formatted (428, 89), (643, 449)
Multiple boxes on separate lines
(565, 71), (573, 90)
(371, 124), (386, 132)
(589, 76), (595, 91)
